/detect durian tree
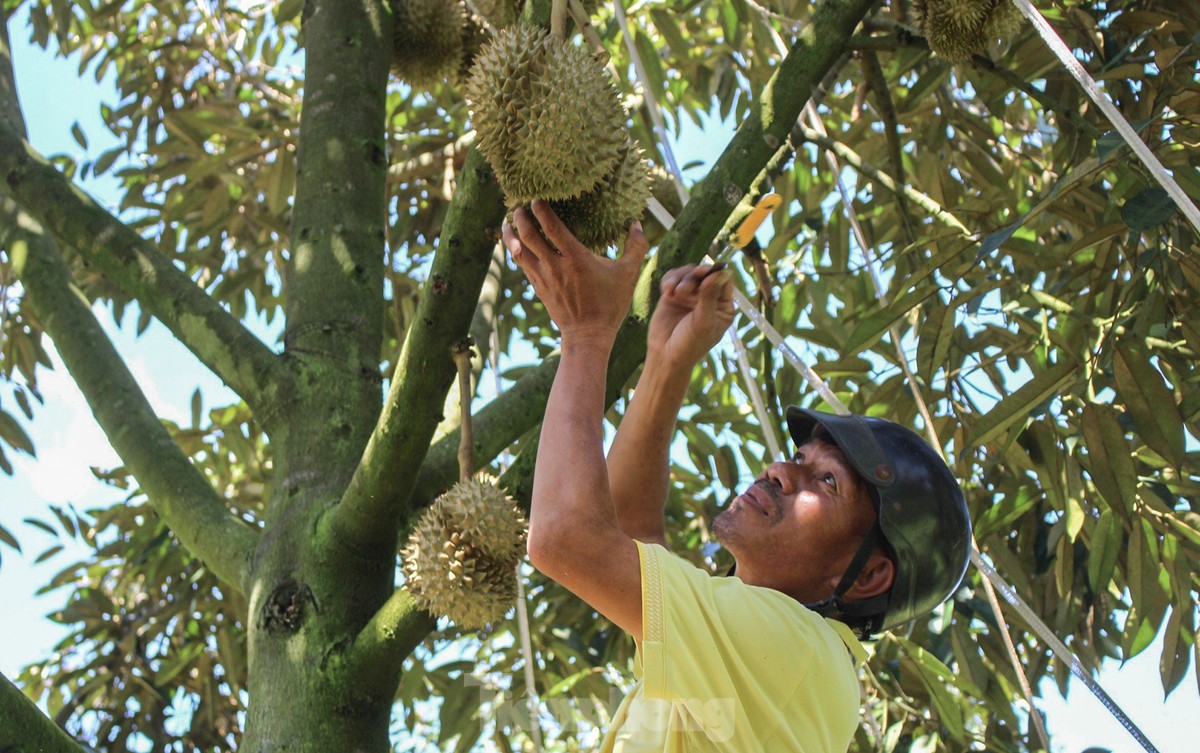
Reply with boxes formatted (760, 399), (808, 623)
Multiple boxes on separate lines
(1, 0), (1198, 751)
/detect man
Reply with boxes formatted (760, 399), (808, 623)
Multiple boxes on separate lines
(502, 201), (971, 751)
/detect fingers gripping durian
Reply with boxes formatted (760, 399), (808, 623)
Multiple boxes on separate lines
(913, 0), (1024, 62)
(390, 0), (467, 88)
(402, 479), (528, 630)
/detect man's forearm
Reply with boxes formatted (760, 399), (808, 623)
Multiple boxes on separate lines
(529, 337), (620, 544)
(606, 352), (694, 541)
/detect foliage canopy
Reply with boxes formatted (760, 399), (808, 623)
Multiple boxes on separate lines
(0, 0), (1197, 751)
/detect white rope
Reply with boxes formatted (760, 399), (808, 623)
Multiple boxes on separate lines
(1012, 0), (1200, 237)
(515, 571), (544, 752)
(731, 330), (783, 460)
(613, 1), (688, 206)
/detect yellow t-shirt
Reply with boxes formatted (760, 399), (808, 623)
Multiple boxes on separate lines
(598, 542), (867, 752)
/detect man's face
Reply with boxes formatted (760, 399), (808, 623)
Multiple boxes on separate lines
(713, 437), (879, 602)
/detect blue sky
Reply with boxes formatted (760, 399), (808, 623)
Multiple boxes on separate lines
(0, 7), (1193, 752)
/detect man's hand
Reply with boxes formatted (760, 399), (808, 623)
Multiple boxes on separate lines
(648, 264), (736, 370)
(502, 201), (649, 348)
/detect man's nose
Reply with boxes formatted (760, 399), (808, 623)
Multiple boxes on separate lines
(762, 462), (799, 495)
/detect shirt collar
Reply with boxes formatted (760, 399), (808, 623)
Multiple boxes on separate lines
(824, 618), (869, 664)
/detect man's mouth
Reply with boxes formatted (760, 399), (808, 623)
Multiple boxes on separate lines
(738, 483), (774, 518)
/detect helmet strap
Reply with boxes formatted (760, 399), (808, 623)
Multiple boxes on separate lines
(805, 522), (889, 636)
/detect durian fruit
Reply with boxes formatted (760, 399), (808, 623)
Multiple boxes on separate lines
(459, 10), (490, 80)
(642, 165), (684, 246)
(913, 0), (1024, 62)
(472, 0), (522, 30)
(402, 479), (528, 630)
(472, 0), (602, 31)
(391, 0), (467, 88)
(547, 142), (652, 249)
(464, 24), (627, 203)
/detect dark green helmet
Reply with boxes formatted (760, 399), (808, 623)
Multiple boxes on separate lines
(786, 407), (971, 631)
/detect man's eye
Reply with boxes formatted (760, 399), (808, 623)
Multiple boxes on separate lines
(791, 452), (804, 464)
(823, 473), (837, 487)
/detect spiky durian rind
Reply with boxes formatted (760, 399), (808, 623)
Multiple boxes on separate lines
(403, 526), (517, 629)
(391, 0), (467, 88)
(465, 24), (627, 202)
(401, 479), (527, 630)
(437, 478), (528, 560)
(547, 142), (652, 250)
(913, 0), (1025, 62)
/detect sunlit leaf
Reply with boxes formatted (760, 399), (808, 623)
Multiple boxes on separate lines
(1080, 403), (1137, 518)
(966, 362), (1077, 448)
(1112, 345), (1185, 467)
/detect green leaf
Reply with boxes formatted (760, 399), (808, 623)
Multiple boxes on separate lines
(191, 389), (203, 429)
(1080, 403), (1136, 518)
(1120, 187), (1177, 233)
(153, 640), (205, 685)
(92, 146), (122, 176)
(0, 410), (36, 456)
(1097, 118), (1154, 161)
(966, 362), (1077, 448)
(975, 486), (1039, 540)
(1159, 603), (1194, 695)
(917, 299), (953, 386)
(0, 524), (20, 552)
(896, 638), (965, 741)
(1112, 345), (1185, 466)
(1087, 509), (1120, 595)
(34, 544), (63, 564)
(843, 285), (939, 355)
(24, 517), (59, 537)
(70, 121), (87, 150)
(977, 220), (1021, 258)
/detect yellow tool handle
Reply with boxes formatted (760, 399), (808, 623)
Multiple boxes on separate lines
(729, 194), (782, 248)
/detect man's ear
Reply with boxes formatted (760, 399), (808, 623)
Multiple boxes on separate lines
(842, 550), (895, 601)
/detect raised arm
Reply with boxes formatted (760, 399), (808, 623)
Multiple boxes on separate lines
(606, 266), (735, 546)
(503, 201), (649, 640)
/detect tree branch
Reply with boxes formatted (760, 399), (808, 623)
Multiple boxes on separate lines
(325, 148), (506, 550)
(0, 673), (86, 753)
(0, 124), (289, 421)
(4, 200), (258, 592)
(795, 126), (975, 238)
(338, 588), (438, 695)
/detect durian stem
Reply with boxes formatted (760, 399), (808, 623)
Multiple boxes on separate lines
(566, 0), (607, 62)
(452, 339), (477, 483)
(550, 0), (568, 42)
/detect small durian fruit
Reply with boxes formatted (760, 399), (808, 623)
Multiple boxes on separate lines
(465, 24), (627, 203)
(548, 142), (652, 250)
(472, 0), (521, 30)
(459, 10), (490, 80)
(913, 0), (1024, 63)
(391, 0), (466, 88)
(472, 0), (602, 31)
(402, 479), (527, 630)
(642, 165), (684, 246)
